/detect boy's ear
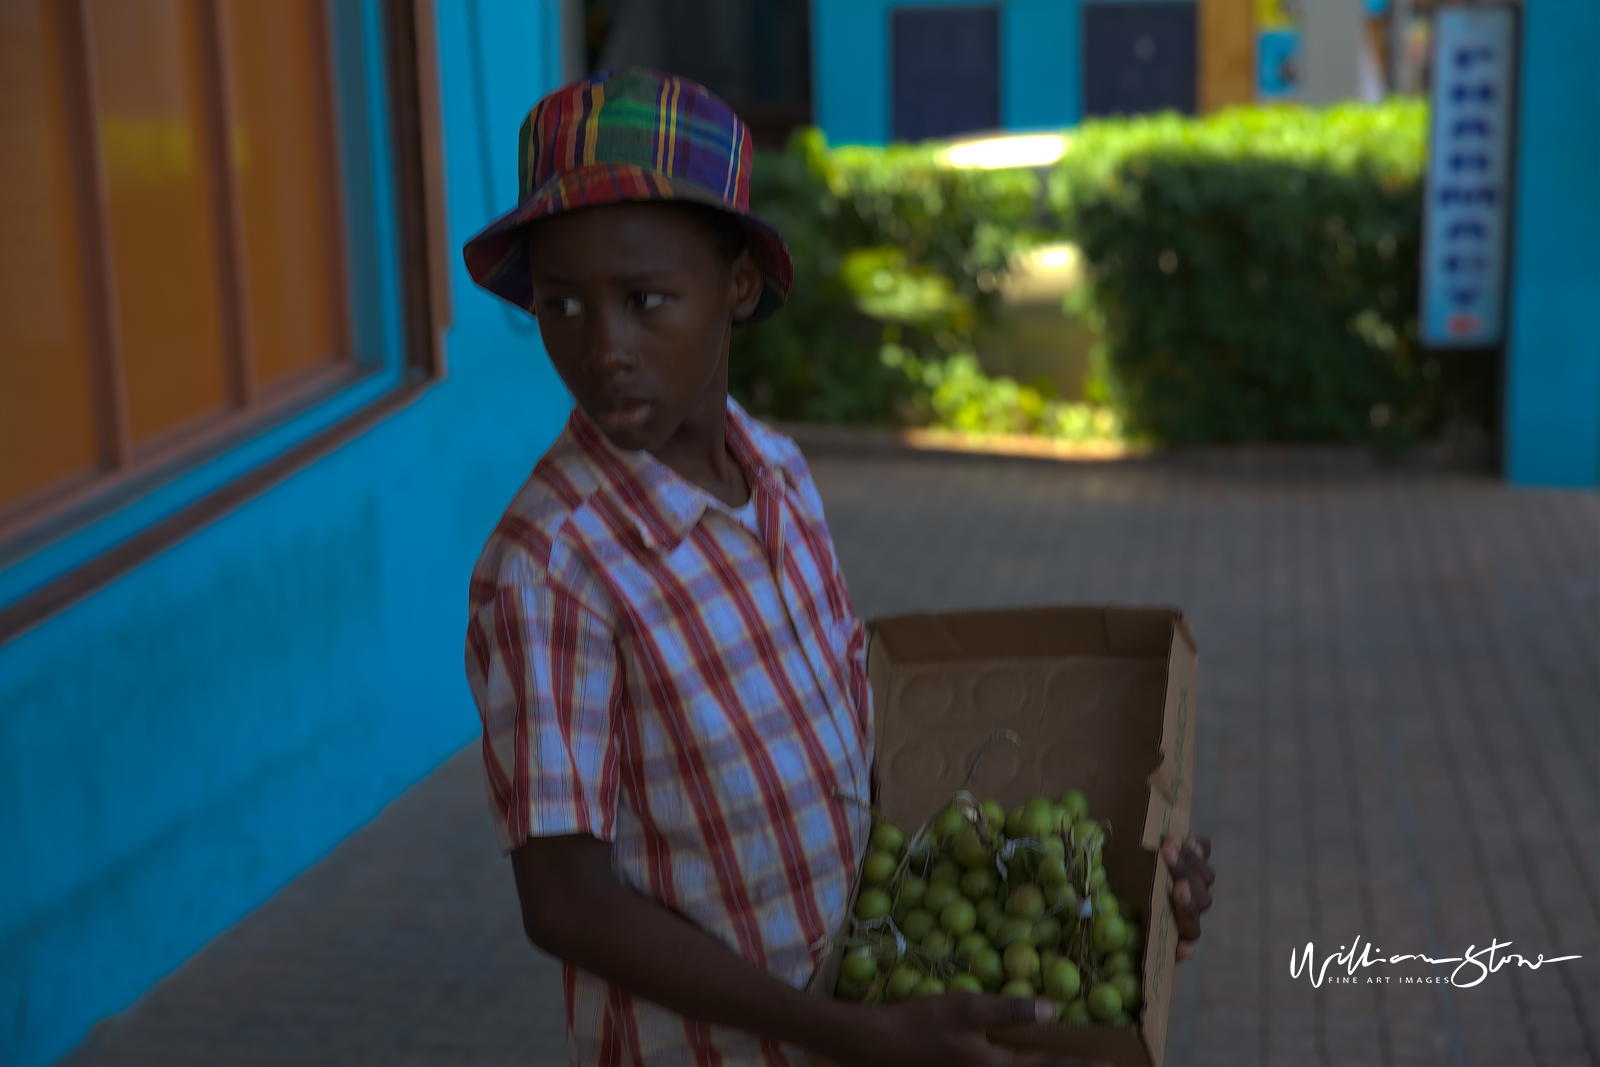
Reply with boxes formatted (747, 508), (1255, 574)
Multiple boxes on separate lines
(729, 248), (763, 324)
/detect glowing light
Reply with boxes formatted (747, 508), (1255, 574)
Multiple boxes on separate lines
(1038, 247), (1074, 268)
(943, 134), (1068, 170)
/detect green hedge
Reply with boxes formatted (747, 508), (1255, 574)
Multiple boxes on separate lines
(733, 102), (1496, 448)
(1049, 101), (1494, 447)
(731, 131), (1047, 425)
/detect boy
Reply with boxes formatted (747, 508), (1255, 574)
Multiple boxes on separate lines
(462, 70), (1214, 1067)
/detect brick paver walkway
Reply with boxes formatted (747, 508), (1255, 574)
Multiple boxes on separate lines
(65, 448), (1600, 1067)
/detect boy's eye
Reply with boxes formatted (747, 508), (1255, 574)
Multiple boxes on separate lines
(553, 297), (582, 318)
(634, 292), (665, 310)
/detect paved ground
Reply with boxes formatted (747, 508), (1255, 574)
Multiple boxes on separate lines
(65, 447), (1600, 1067)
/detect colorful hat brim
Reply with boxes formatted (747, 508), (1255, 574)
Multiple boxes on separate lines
(461, 163), (793, 325)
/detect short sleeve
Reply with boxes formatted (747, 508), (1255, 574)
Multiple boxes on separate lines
(465, 554), (622, 853)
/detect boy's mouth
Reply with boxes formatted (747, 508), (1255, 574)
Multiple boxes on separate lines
(593, 398), (653, 435)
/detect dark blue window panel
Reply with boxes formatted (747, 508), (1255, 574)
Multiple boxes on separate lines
(891, 6), (1000, 142)
(1083, 2), (1197, 118)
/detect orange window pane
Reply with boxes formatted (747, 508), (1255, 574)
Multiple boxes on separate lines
(88, 0), (229, 446)
(0, 0), (101, 509)
(223, 0), (344, 390)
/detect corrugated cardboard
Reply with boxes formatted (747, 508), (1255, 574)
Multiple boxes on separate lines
(813, 605), (1198, 1067)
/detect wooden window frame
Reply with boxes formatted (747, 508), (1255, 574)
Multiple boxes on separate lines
(0, 0), (450, 643)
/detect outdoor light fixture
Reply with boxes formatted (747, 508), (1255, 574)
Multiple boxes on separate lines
(942, 133), (1068, 169)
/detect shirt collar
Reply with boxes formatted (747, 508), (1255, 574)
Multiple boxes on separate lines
(568, 397), (793, 554)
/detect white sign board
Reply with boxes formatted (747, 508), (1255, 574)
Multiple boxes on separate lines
(1420, 5), (1517, 348)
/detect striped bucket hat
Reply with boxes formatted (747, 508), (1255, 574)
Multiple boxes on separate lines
(462, 68), (793, 324)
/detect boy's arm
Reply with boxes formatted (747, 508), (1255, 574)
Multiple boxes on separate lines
(512, 834), (1108, 1067)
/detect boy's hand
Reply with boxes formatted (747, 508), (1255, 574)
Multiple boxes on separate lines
(1161, 832), (1214, 962)
(827, 994), (1108, 1067)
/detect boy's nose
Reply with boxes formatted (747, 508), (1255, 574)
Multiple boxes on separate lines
(588, 307), (640, 375)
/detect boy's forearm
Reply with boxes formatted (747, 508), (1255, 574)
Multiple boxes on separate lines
(512, 835), (871, 1060)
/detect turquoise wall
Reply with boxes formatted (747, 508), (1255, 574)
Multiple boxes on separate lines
(812, 0), (1082, 145)
(0, 2), (571, 1063)
(1504, 0), (1600, 487)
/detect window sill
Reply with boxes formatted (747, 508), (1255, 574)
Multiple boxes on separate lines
(0, 364), (428, 643)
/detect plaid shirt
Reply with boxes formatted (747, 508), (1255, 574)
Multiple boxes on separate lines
(465, 399), (873, 1067)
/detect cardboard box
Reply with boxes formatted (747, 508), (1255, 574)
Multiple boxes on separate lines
(812, 605), (1198, 1067)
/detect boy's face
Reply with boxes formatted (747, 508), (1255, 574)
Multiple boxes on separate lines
(524, 202), (764, 452)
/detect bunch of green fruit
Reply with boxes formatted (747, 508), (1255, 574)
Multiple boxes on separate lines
(834, 790), (1145, 1027)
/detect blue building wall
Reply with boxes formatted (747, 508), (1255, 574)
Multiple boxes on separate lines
(0, 2), (572, 1063)
(1504, 0), (1600, 487)
(812, 0), (1082, 145)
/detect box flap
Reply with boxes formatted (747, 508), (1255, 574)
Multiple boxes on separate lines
(1136, 617), (1198, 1067)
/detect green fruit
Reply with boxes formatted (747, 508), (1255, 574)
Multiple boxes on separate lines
(1072, 818), (1104, 852)
(1038, 948), (1060, 975)
(1003, 942), (1040, 980)
(899, 875), (927, 909)
(1087, 982), (1122, 1021)
(1093, 885), (1119, 912)
(887, 963), (921, 1001)
(970, 947), (1005, 987)
(952, 826), (990, 869)
(914, 976), (947, 996)
(929, 858), (962, 886)
(1037, 855), (1068, 886)
(1019, 799), (1055, 838)
(1088, 865), (1107, 889)
(1093, 912), (1128, 954)
(1110, 1011), (1132, 1026)
(1104, 951), (1133, 975)
(901, 908), (936, 941)
(1033, 916), (1061, 949)
(1043, 958), (1082, 1000)
(841, 947), (878, 984)
(871, 822), (906, 856)
(1111, 972), (1142, 1012)
(941, 898), (978, 936)
(949, 972), (984, 994)
(854, 888), (891, 921)
(1051, 803), (1070, 833)
(862, 850), (898, 885)
(1005, 806), (1026, 837)
(1044, 881), (1078, 910)
(975, 896), (1001, 927)
(934, 805), (968, 839)
(996, 916), (1034, 947)
(1006, 883), (1046, 919)
(1063, 998), (1092, 1025)
(984, 911), (1007, 943)
(1124, 923), (1145, 955)
(980, 799), (1006, 830)
(960, 867), (997, 900)
(921, 930), (953, 960)
(956, 931), (990, 959)
(923, 882), (961, 914)
(1059, 789), (1089, 821)
(1000, 978), (1036, 997)
(1040, 836), (1066, 860)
